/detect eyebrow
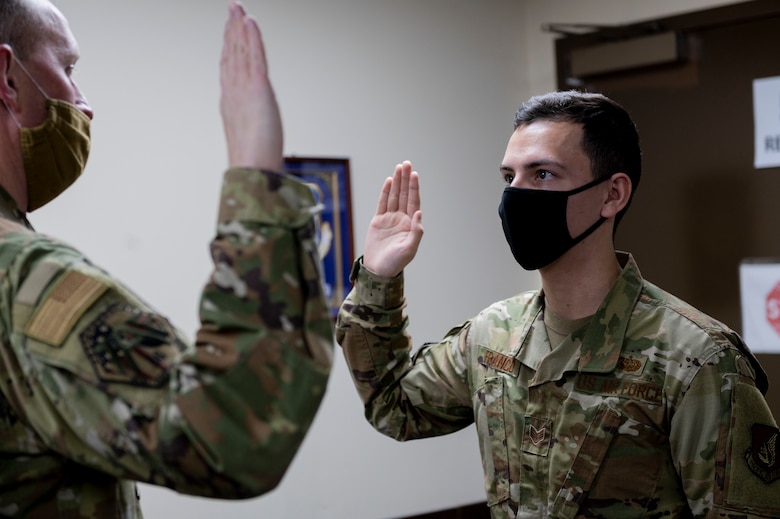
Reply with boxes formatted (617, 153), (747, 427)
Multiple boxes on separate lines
(500, 158), (567, 172)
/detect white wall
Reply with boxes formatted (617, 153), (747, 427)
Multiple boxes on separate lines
(36, 0), (739, 517)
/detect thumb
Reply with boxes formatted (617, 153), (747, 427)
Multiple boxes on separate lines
(411, 210), (424, 238)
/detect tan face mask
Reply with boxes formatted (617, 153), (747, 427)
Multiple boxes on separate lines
(6, 55), (91, 211)
(20, 98), (91, 211)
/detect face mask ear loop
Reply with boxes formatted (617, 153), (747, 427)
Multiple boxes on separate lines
(1, 99), (22, 129)
(3, 51), (49, 130)
(566, 173), (613, 196)
(11, 54), (50, 100)
(569, 215), (608, 247)
(558, 173), (612, 248)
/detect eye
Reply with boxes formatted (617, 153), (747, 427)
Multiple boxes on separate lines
(500, 169), (514, 185)
(66, 64), (77, 76)
(537, 170), (553, 180)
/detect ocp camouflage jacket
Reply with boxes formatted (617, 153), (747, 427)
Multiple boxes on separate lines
(0, 169), (333, 518)
(337, 253), (780, 518)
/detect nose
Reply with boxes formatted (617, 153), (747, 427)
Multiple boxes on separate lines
(72, 82), (93, 120)
(510, 174), (531, 189)
(77, 100), (94, 120)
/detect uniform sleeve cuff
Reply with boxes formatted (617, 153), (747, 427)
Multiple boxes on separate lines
(350, 257), (405, 309)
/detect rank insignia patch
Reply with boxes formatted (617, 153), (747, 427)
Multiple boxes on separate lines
(80, 303), (187, 388)
(616, 353), (647, 375)
(523, 416), (552, 456)
(745, 423), (780, 484)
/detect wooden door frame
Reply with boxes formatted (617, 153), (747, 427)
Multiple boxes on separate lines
(554, 0), (780, 91)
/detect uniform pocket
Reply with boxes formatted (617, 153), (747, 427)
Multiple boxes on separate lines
(552, 402), (665, 519)
(551, 404), (622, 519)
(474, 376), (510, 506)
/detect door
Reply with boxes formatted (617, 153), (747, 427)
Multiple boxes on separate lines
(555, 0), (780, 417)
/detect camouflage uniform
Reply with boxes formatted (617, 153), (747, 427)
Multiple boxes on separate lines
(337, 252), (780, 518)
(0, 168), (333, 518)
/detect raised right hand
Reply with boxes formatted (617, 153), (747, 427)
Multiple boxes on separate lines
(362, 161), (424, 278)
(220, 1), (283, 171)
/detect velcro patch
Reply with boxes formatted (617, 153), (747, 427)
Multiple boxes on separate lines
(616, 353), (647, 375)
(478, 346), (520, 376)
(25, 270), (108, 347)
(79, 303), (186, 388)
(523, 416), (552, 456)
(16, 260), (61, 307)
(745, 423), (780, 483)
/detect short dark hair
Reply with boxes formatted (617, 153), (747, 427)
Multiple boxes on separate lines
(0, 0), (47, 60)
(514, 90), (642, 227)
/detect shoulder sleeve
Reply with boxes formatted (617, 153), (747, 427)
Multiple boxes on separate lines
(336, 258), (473, 441)
(0, 168), (334, 499)
(671, 340), (780, 518)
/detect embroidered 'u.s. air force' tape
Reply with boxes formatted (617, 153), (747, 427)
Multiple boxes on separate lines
(574, 372), (663, 405)
(24, 270), (108, 347)
(478, 346), (521, 376)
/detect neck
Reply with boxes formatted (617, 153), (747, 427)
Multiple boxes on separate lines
(539, 231), (621, 320)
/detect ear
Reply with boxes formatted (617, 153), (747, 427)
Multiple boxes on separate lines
(600, 172), (632, 219)
(0, 44), (20, 110)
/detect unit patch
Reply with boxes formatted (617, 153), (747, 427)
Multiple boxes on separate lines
(478, 347), (520, 376)
(745, 423), (780, 484)
(80, 303), (187, 388)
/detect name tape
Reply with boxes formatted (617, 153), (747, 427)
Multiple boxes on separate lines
(478, 347), (520, 376)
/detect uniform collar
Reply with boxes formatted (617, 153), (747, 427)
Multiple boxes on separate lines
(577, 251), (643, 373)
(0, 184), (33, 230)
(515, 252), (643, 375)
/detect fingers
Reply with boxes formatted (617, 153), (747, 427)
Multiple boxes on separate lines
(244, 13), (269, 78)
(397, 162), (410, 213)
(377, 161), (419, 216)
(222, 2), (244, 68)
(386, 163), (403, 212)
(408, 169), (421, 215)
(222, 2), (266, 83)
(220, 4), (243, 97)
(220, 1), (283, 170)
(230, 0), (246, 16)
(375, 176), (392, 216)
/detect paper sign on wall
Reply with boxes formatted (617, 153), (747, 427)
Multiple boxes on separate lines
(740, 260), (780, 353)
(753, 76), (780, 169)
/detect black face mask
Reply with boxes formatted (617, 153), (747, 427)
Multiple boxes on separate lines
(498, 175), (610, 270)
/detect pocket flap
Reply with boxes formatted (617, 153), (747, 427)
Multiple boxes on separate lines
(552, 404), (622, 518)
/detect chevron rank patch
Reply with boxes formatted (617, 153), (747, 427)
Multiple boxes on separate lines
(25, 270), (108, 347)
(523, 416), (552, 456)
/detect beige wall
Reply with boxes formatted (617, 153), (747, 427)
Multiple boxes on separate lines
(38, 0), (742, 517)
